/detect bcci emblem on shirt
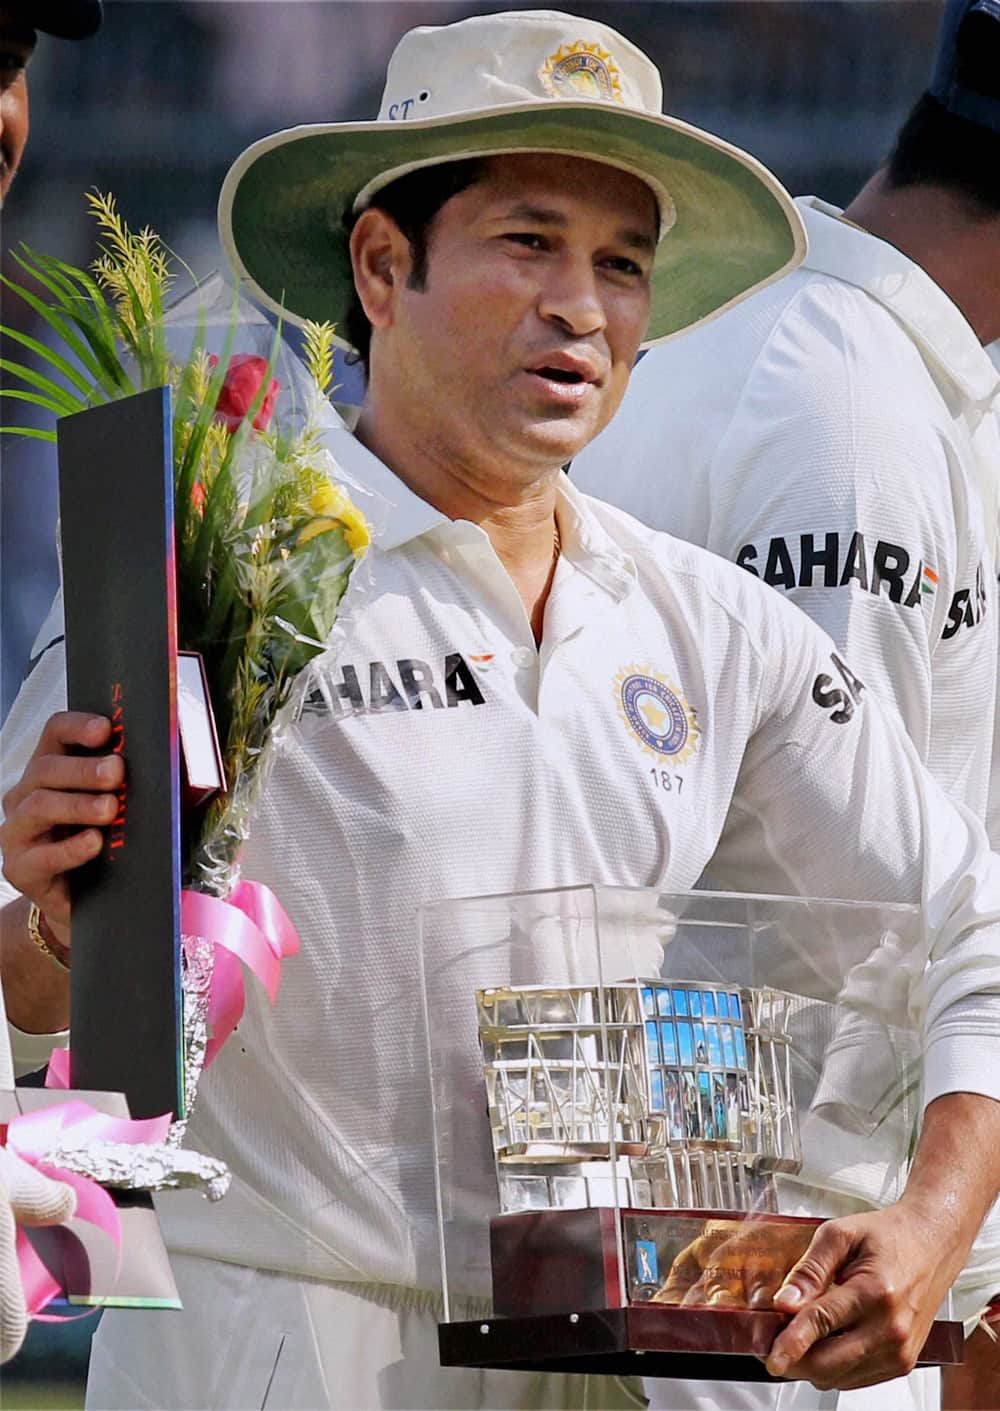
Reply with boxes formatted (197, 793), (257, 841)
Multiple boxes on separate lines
(615, 667), (701, 761)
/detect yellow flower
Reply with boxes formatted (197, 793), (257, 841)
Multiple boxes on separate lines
(297, 516), (340, 546)
(306, 481), (370, 555)
(310, 482), (351, 517)
(341, 511), (370, 555)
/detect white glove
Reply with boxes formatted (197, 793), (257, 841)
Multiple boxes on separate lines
(0, 1143), (76, 1363)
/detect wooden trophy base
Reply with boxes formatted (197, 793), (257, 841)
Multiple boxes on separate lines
(438, 1207), (964, 1381)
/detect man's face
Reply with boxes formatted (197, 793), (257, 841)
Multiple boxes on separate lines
(375, 153), (657, 484)
(0, 14), (34, 203)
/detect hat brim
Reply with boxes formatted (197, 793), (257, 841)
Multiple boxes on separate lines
(219, 102), (805, 353)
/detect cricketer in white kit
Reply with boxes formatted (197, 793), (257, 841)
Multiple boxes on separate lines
(3, 11), (1000, 1411)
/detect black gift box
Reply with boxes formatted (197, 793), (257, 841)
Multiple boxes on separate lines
(57, 387), (184, 1121)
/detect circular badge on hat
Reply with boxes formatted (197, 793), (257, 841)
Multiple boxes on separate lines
(540, 41), (624, 104)
(616, 667), (701, 761)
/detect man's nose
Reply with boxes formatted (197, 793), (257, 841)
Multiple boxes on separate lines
(537, 254), (606, 338)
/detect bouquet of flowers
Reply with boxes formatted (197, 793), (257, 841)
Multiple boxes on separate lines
(1, 193), (372, 1104)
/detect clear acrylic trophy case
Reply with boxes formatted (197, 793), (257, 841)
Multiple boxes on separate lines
(418, 886), (962, 1382)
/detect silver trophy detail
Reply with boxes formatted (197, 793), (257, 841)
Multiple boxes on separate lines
(478, 979), (801, 1217)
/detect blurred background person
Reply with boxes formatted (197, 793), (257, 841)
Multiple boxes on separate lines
(574, 2), (1000, 1407)
(0, 0), (103, 1052)
(1, 0), (99, 1375)
(1, 2), (101, 202)
(1, 0), (104, 1068)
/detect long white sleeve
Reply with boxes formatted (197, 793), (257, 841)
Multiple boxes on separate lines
(708, 580), (1000, 1110)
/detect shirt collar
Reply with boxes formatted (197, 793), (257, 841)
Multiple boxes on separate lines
(556, 475), (637, 602)
(329, 402), (635, 600)
(326, 402), (447, 550)
(797, 195), (1000, 407)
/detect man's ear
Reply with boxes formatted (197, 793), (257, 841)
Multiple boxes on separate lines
(349, 208), (410, 332)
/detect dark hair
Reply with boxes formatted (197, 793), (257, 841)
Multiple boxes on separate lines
(885, 92), (1000, 214)
(342, 158), (488, 371)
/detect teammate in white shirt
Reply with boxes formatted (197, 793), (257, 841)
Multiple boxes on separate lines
(3, 11), (1000, 1410)
(574, 6), (1000, 1404)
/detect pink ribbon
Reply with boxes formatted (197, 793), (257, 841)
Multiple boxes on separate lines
(44, 880), (300, 1089)
(4, 1101), (170, 1317)
(181, 879), (300, 1065)
(45, 1048), (71, 1089)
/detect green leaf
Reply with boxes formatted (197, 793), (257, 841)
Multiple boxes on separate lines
(177, 288), (242, 584)
(0, 387), (81, 418)
(143, 247), (168, 384)
(0, 357), (84, 414)
(11, 252), (90, 328)
(43, 256), (120, 355)
(266, 524), (353, 679)
(0, 321), (94, 397)
(30, 249), (107, 314)
(0, 270), (117, 397)
(11, 245), (81, 306)
(171, 310), (208, 553)
(0, 424), (57, 442)
(199, 555), (248, 678)
(10, 251), (132, 399)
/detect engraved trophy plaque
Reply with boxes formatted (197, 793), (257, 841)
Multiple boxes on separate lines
(421, 886), (964, 1381)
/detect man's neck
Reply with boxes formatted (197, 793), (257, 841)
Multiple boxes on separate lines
(843, 172), (1000, 346)
(354, 398), (563, 644)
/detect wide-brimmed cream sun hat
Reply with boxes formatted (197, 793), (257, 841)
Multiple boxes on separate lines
(218, 9), (806, 352)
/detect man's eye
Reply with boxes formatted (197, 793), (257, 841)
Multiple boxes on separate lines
(504, 233), (547, 250)
(602, 256), (644, 277)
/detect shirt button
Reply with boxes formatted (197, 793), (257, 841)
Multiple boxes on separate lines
(512, 647), (535, 670)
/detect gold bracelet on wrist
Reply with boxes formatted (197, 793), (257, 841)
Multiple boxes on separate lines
(27, 902), (70, 971)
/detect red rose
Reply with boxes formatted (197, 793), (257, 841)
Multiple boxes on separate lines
(209, 353), (280, 433)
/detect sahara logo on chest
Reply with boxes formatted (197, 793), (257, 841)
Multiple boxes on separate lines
(302, 653), (487, 718)
(615, 666), (701, 761)
(736, 531), (932, 608)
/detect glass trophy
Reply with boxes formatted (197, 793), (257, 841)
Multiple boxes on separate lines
(420, 886), (964, 1382)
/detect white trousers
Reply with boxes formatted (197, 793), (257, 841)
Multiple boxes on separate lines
(644, 1366), (940, 1410)
(84, 1253), (648, 1411)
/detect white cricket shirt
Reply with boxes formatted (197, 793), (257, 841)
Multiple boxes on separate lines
(4, 414), (1000, 1308)
(574, 196), (1000, 820)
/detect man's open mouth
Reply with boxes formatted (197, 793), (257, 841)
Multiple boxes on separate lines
(534, 367), (586, 384)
